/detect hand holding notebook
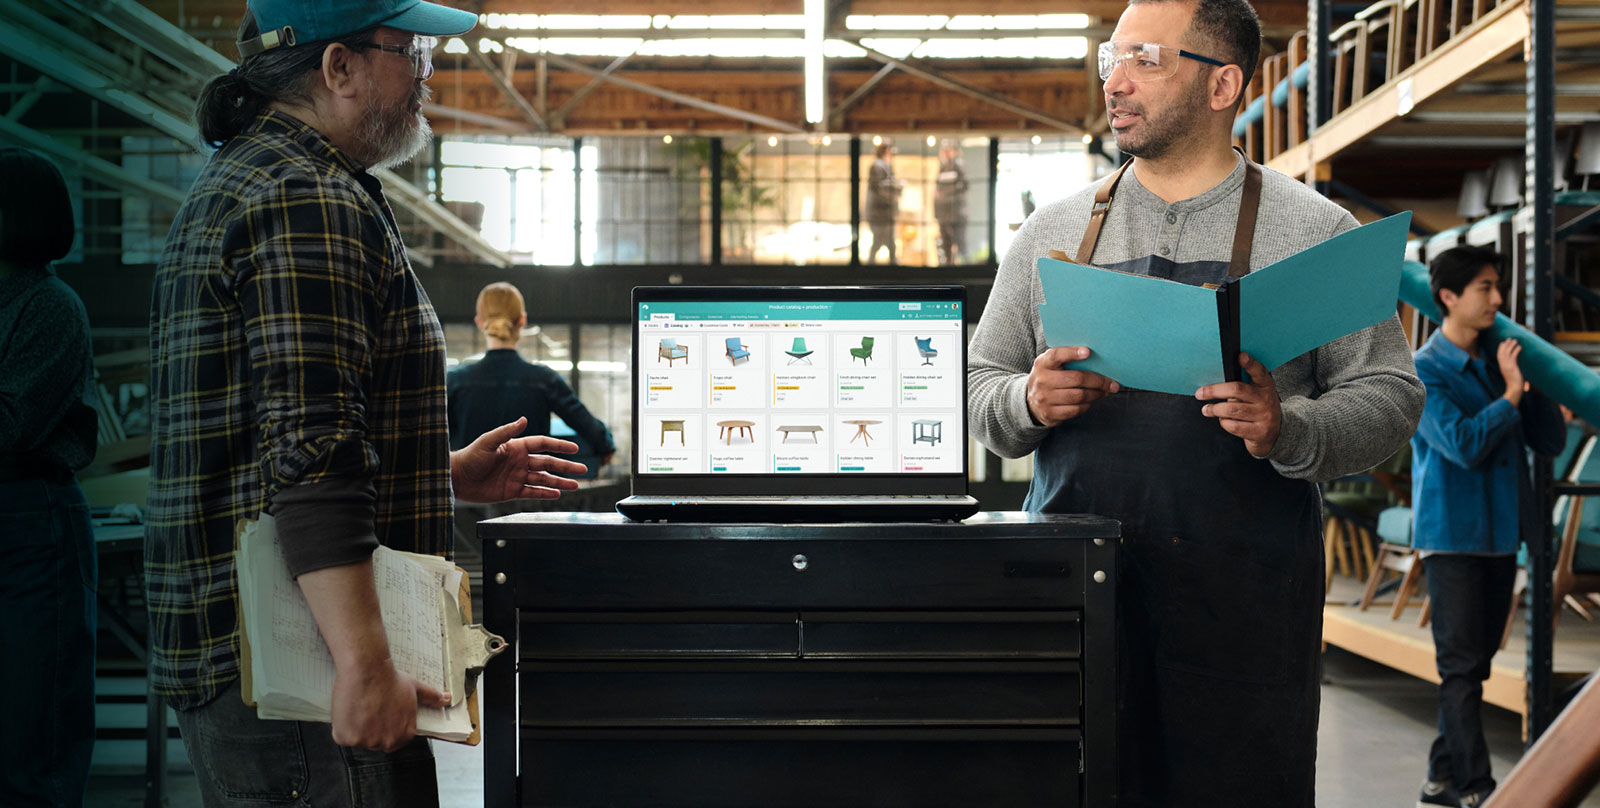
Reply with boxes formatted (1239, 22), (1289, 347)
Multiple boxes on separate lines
(1036, 212), (1412, 396)
(235, 515), (507, 744)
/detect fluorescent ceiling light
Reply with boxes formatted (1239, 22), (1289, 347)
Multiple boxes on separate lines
(492, 33), (1085, 60)
(804, 0), (824, 123)
(844, 15), (950, 30)
(946, 14), (1090, 29)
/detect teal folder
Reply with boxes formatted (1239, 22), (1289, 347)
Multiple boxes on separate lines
(1037, 211), (1412, 395)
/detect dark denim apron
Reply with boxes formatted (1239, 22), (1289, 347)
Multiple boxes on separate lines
(1029, 158), (1324, 807)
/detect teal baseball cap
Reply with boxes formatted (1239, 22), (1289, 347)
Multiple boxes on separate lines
(239, 0), (477, 57)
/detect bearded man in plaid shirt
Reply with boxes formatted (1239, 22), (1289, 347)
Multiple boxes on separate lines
(147, 2), (586, 805)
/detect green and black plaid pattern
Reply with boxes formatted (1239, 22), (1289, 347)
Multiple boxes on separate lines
(146, 110), (452, 708)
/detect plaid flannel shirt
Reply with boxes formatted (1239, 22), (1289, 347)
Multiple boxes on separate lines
(146, 110), (452, 708)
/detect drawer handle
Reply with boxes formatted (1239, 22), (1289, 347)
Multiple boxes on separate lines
(792, 554), (809, 572)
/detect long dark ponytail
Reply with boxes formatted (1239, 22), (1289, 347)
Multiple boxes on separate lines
(195, 14), (373, 148)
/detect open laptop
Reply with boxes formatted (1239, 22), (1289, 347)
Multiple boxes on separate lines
(616, 285), (980, 523)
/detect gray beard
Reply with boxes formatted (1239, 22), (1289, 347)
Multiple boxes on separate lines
(360, 81), (432, 171)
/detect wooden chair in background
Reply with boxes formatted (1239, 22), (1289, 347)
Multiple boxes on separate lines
(1326, 445), (1412, 591)
(1359, 505), (1430, 621)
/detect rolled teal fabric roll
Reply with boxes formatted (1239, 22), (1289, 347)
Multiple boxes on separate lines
(1400, 260), (1600, 426)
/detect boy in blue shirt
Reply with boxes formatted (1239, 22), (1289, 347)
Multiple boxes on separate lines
(1412, 245), (1566, 807)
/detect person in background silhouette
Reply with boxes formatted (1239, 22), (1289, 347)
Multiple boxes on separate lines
(447, 282), (615, 465)
(0, 146), (99, 807)
(865, 140), (903, 265)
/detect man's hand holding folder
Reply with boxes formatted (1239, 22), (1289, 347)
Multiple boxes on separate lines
(1036, 211), (1413, 398)
(1197, 351), (1283, 458)
(1026, 346), (1122, 427)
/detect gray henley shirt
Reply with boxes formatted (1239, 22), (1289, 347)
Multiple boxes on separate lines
(968, 155), (1424, 483)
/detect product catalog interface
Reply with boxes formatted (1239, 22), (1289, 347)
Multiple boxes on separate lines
(637, 299), (964, 475)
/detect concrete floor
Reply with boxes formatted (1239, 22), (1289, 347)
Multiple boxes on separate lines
(84, 649), (1600, 807)
(1316, 647), (1600, 807)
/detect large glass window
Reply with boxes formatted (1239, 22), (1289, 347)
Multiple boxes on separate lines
(859, 135), (993, 267)
(119, 136), (204, 264)
(721, 135), (853, 265)
(994, 135), (1096, 263)
(431, 133), (1008, 269)
(580, 137), (709, 265)
(440, 138), (578, 265)
(575, 324), (632, 478)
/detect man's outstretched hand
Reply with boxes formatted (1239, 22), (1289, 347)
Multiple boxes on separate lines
(1196, 352), (1283, 458)
(451, 417), (588, 503)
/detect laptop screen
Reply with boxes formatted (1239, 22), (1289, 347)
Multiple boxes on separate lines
(632, 286), (968, 497)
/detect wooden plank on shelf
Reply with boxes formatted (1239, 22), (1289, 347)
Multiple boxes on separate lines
(1323, 607), (1528, 715)
(1267, 0), (1529, 179)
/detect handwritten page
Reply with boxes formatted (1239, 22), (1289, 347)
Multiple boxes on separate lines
(238, 516), (474, 740)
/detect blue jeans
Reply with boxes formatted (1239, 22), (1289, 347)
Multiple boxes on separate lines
(174, 680), (440, 808)
(0, 477), (96, 807)
(1424, 553), (1517, 795)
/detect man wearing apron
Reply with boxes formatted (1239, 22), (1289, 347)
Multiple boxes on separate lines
(968, 0), (1424, 804)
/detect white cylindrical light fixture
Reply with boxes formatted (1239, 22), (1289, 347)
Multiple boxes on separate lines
(804, 0), (825, 124)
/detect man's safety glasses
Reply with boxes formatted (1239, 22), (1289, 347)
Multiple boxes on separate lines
(357, 35), (438, 80)
(1097, 40), (1226, 82)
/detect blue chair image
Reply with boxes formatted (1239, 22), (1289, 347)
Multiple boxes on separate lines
(658, 338), (688, 367)
(915, 337), (937, 366)
(785, 337), (814, 365)
(725, 337), (750, 365)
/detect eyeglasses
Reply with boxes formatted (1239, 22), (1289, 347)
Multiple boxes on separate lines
(1097, 40), (1226, 82)
(355, 35), (438, 80)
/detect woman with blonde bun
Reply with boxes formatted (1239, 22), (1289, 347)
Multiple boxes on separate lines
(447, 283), (615, 468)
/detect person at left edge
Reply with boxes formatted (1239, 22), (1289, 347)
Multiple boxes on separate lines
(146, 2), (587, 806)
(0, 148), (99, 808)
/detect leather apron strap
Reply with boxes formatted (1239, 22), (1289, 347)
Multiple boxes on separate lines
(1071, 151), (1263, 279)
(1228, 159), (1263, 279)
(1073, 159), (1132, 265)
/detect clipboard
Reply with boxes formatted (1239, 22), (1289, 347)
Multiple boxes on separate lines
(236, 516), (506, 746)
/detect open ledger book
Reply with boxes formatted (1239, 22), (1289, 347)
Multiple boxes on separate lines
(236, 514), (500, 744)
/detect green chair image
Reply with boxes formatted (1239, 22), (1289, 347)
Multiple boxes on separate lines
(785, 337), (814, 365)
(849, 336), (875, 365)
(658, 338), (688, 367)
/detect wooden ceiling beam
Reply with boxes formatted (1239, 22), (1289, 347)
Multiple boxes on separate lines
(141, 0), (1310, 35)
(428, 66), (1087, 134)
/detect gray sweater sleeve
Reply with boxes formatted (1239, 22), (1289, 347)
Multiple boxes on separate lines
(967, 210), (1056, 458)
(1263, 216), (1425, 482)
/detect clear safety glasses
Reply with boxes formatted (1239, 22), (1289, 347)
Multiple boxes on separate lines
(358, 35), (438, 80)
(1097, 40), (1226, 82)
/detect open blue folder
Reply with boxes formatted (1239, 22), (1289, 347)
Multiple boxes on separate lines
(1037, 211), (1412, 396)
